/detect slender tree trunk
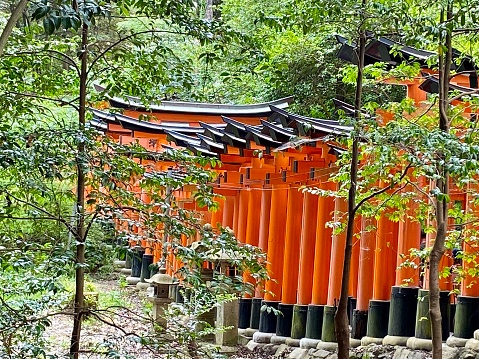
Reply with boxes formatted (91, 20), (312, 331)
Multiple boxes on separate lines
(430, 4), (452, 358)
(69, 22), (89, 359)
(205, 0), (213, 20)
(0, 0), (29, 56)
(335, 25), (366, 359)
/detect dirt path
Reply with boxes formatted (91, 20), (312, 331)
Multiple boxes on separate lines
(43, 276), (273, 358)
(44, 278), (155, 358)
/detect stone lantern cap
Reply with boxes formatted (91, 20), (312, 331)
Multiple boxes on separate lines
(145, 267), (177, 285)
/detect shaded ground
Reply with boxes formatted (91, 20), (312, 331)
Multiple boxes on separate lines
(230, 345), (292, 359)
(44, 277), (155, 358)
(43, 275), (275, 358)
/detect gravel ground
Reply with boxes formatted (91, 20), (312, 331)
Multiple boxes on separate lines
(43, 276), (274, 358)
(44, 278), (160, 358)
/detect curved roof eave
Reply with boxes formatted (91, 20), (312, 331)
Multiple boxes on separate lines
(94, 84), (293, 115)
(419, 74), (479, 98)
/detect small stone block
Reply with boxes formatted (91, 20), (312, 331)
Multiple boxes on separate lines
(285, 337), (301, 347)
(474, 330), (479, 340)
(300, 338), (321, 349)
(287, 348), (308, 359)
(392, 347), (423, 359)
(126, 276), (140, 285)
(406, 337), (432, 351)
(238, 328), (247, 336)
(238, 334), (251, 345)
(264, 344), (280, 355)
(383, 335), (410, 346)
(442, 343), (460, 359)
(136, 281), (150, 291)
(216, 299), (239, 346)
(274, 344), (290, 357)
(218, 346), (237, 354)
(246, 340), (262, 351)
(244, 328), (258, 337)
(446, 335), (469, 348)
(120, 268), (132, 275)
(361, 336), (384, 346)
(114, 260), (126, 267)
(316, 341), (338, 351)
(465, 338), (479, 350)
(310, 349), (331, 358)
(349, 338), (361, 348)
(253, 331), (274, 343)
(271, 335), (288, 345)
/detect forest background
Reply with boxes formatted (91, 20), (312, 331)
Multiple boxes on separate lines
(1, 0), (479, 358)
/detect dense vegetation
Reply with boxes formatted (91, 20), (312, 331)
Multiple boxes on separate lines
(1, 0), (479, 358)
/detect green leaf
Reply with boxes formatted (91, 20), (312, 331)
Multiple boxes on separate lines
(32, 6), (48, 20)
(70, 15), (81, 30)
(61, 16), (72, 30)
(52, 15), (61, 29)
(43, 17), (55, 35)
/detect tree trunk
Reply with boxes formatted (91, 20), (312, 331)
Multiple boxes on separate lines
(205, 0), (213, 20)
(429, 4), (452, 358)
(335, 26), (366, 359)
(69, 22), (89, 359)
(0, 0), (29, 56)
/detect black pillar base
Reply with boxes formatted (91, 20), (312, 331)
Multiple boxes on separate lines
(238, 298), (252, 329)
(415, 290), (450, 340)
(291, 304), (308, 339)
(305, 304), (324, 339)
(139, 254), (153, 282)
(175, 285), (185, 303)
(321, 305), (336, 342)
(415, 289), (430, 339)
(276, 303), (294, 337)
(367, 299), (390, 338)
(348, 297), (357, 325)
(259, 300), (280, 333)
(250, 297), (262, 329)
(388, 286), (419, 337)
(388, 286), (418, 337)
(130, 246), (145, 278)
(450, 303), (456, 335)
(454, 295), (479, 339)
(440, 291), (451, 341)
(352, 309), (368, 339)
(125, 250), (132, 269)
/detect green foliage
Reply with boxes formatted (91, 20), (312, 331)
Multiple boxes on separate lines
(0, 251), (69, 358)
(3, 0), (479, 356)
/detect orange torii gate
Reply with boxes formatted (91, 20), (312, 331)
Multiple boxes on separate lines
(93, 93), (356, 343)
(335, 35), (479, 351)
(92, 33), (479, 350)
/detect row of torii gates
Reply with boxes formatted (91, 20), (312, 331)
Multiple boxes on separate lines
(93, 36), (479, 349)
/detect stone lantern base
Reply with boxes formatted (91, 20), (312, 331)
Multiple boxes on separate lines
(148, 296), (173, 329)
(215, 298), (239, 346)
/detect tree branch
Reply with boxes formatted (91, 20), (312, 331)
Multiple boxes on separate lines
(4, 91), (80, 111)
(0, 0), (29, 56)
(7, 50), (80, 76)
(353, 162), (413, 215)
(448, 88), (479, 104)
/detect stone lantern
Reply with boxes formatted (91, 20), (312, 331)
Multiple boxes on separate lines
(145, 267), (177, 328)
(199, 248), (240, 347)
(212, 254), (239, 347)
